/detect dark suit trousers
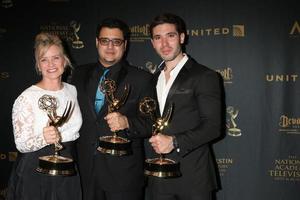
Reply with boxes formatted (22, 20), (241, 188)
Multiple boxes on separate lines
(88, 156), (144, 200)
(148, 190), (212, 200)
(88, 175), (144, 200)
(92, 187), (144, 200)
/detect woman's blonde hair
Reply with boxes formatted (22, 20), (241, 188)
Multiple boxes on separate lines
(34, 32), (72, 74)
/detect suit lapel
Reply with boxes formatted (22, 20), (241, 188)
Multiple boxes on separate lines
(153, 73), (162, 118)
(112, 63), (127, 91)
(96, 62), (128, 119)
(85, 64), (101, 119)
(162, 60), (191, 117)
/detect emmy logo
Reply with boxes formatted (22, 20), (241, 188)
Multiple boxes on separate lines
(0, 187), (7, 200)
(36, 94), (76, 176)
(226, 106), (241, 137)
(0, 72), (9, 80)
(97, 79), (132, 156)
(139, 97), (181, 178)
(145, 60), (165, 74)
(70, 21), (84, 49)
(145, 61), (157, 74)
(8, 152), (18, 162)
(1, 0), (13, 8)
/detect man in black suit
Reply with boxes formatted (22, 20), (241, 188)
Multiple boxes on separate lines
(71, 18), (153, 200)
(147, 13), (223, 200)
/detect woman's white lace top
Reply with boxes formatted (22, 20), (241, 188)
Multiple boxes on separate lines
(12, 82), (82, 153)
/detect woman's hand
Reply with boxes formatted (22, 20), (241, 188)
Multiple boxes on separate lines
(43, 126), (60, 144)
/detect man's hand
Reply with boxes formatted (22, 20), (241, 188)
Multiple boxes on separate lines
(104, 112), (129, 132)
(149, 133), (174, 154)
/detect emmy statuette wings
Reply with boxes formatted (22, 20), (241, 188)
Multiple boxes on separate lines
(36, 94), (75, 176)
(97, 79), (132, 156)
(139, 97), (181, 178)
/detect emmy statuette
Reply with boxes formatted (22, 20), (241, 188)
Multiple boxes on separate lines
(97, 79), (132, 156)
(139, 97), (181, 178)
(36, 95), (75, 176)
(226, 106), (242, 137)
(70, 21), (84, 49)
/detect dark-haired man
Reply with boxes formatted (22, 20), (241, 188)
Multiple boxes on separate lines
(147, 13), (224, 200)
(72, 18), (153, 200)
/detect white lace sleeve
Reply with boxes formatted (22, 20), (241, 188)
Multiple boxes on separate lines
(12, 95), (48, 153)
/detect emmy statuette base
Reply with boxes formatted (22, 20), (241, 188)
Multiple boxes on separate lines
(97, 135), (132, 156)
(36, 155), (75, 176)
(144, 158), (181, 178)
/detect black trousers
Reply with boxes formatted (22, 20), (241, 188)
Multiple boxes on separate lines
(91, 187), (144, 200)
(148, 187), (212, 200)
(88, 160), (144, 200)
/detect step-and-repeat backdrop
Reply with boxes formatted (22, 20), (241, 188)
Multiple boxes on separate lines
(0, 0), (299, 199)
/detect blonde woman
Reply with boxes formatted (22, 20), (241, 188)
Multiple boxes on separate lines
(6, 32), (82, 200)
